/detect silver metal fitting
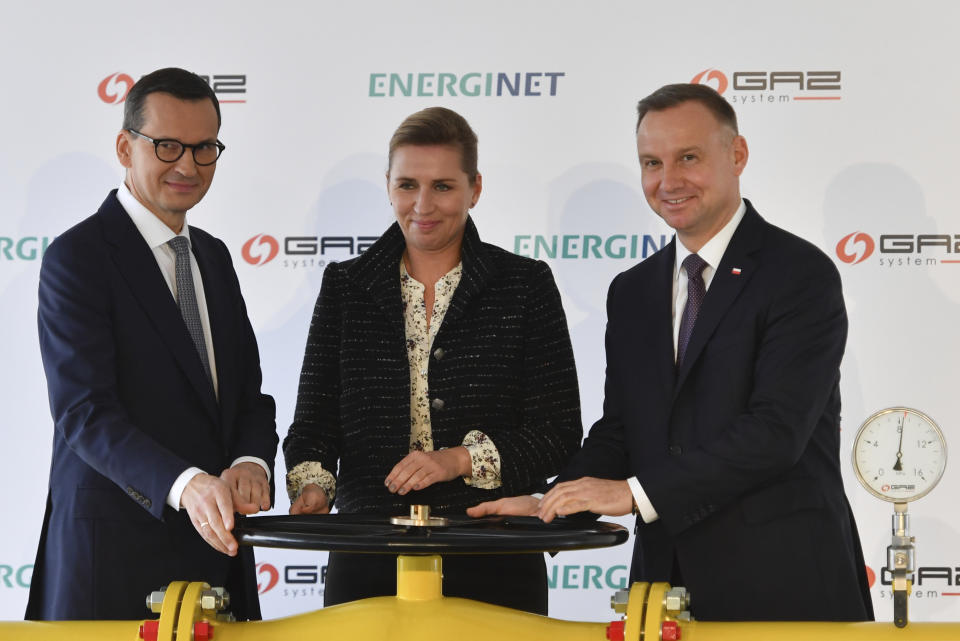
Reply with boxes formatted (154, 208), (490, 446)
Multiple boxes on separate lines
(146, 589), (166, 614)
(213, 586), (231, 609)
(200, 587), (231, 612)
(610, 588), (630, 613)
(664, 586), (691, 613)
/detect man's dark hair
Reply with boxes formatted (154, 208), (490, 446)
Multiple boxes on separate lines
(636, 83), (738, 134)
(388, 106), (479, 184)
(122, 67), (221, 131)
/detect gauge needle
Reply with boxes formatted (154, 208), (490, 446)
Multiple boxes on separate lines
(892, 412), (905, 471)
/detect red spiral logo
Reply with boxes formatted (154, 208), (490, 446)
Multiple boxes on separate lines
(691, 68), (729, 95)
(256, 563), (280, 594)
(242, 234), (280, 266)
(98, 72), (135, 104)
(835, 232), (875, 265)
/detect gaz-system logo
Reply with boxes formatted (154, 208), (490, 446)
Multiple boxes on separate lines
(98, 72), (135, 104)
(836, 232), (875, 265)
(690, 67), (841, 102)
(242, 234), (280, 266)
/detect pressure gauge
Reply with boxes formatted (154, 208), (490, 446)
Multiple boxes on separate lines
(852, 407), (947, 502)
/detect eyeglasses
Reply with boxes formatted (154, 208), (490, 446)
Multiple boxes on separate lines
(126, 129), (226, 166)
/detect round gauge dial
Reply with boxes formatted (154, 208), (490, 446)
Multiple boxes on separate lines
(852, 407), (947, 502)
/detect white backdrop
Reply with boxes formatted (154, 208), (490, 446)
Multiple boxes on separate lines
(1, 0), (958, 624)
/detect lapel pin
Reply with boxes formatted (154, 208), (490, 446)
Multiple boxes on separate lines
(731, 267), (742, 275)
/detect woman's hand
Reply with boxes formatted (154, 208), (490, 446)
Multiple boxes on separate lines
(289, 483), (331, 514)
(385, 447), (471, 495)
(466, 495), (540, 517)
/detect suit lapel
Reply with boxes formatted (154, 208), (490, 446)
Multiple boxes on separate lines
(444, 217), (495, 324)
(345, 216), (493, 354)
(674, 205), (764, 392)
(346, 221), (406, 344)
(98, 194), (220, 424)
(191, 233), (231, 433)
(649, 240), (677, 401)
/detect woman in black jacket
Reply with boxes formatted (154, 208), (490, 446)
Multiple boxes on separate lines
(282, 106), (581, 614)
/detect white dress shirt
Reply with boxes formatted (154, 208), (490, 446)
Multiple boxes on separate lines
(117, 184), (270, 511)
(629, 199), (747, 523)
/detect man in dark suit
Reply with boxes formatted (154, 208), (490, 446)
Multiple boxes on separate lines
(471, 84), (874, 621)
(26, 68), (277, 621)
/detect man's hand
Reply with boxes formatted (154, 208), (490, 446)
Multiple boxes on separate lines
(538, 477), (633, 523)
(181, 473), (239, 556)
(221, 462), (271, 515)
(289, 484), (330, 515)
(466, 495), (540, 518)
(385, 448), (471, 495)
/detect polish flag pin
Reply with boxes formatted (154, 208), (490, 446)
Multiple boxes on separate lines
(731, 267), (742, 275)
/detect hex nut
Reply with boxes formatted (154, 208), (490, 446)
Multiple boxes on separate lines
(664, 586), (690, 612)
(146, 590), (165, 614)
(201, 587), (231, 612)
(213, 586), (231, 609)
(610, 588), (630, 613)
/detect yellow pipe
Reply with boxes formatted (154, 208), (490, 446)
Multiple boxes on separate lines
(4, 601), (959, 641)
(0, 621), (139, 641)
(396, 554), (442, 601)
(681, 621), (960, 641)
(3, 555), (959, 641)
(178, 596), (606, 641)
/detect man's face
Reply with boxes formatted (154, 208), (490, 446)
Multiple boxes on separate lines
(636, 100), (748, 251)
(116, 92), (219, 229)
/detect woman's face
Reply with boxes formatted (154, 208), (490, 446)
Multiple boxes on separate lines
(387, 144), (481, 259)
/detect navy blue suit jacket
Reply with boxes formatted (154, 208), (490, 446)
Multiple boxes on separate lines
(26, 190), (277, 620)
(564, 202), (874, 621)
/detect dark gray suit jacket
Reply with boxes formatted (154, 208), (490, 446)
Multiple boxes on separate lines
(563, 201), (874, 621)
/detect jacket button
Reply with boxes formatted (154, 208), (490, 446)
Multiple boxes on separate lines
(433, 348), (445, 360)
(431, 398), (445, 410)
(669, 445), (682, 456)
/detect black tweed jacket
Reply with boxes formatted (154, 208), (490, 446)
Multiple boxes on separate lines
(283, 217), (582, 514)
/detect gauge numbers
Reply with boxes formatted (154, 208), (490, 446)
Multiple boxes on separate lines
(852, 407), (947, 502)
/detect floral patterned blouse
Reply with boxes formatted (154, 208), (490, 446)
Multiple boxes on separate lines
(286, 258), (502, 503)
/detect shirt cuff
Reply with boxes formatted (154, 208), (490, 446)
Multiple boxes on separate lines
(627, 476), (659, 523)
(286, 460), (337, 504)
(231, 456), (272, 482)
(461, 430), (502, 489)
(167, 467), (205, 510)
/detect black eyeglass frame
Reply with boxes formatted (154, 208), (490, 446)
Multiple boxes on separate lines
(126, 128), (226, 166)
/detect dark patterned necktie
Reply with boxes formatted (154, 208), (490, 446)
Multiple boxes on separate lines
(168, 236), (212, 382)
(677, 253), (708, 367)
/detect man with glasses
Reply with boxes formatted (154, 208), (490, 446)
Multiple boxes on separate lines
(26, 67), (277, 621)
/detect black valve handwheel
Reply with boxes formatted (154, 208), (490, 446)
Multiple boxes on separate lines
(235, 513), (628, 555)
